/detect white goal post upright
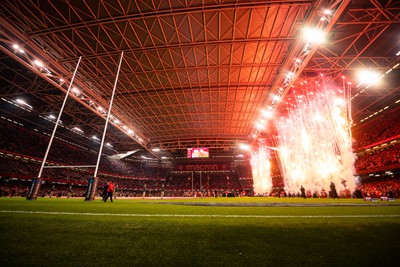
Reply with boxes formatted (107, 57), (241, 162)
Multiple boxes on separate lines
(85, 52), (124, 201)
(27, 57), (82, 200)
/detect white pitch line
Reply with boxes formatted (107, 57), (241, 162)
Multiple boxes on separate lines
(0, 210), (400, 218)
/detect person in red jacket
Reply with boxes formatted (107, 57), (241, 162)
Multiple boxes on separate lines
(104, 181), (115, 202)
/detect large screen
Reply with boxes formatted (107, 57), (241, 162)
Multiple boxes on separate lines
(187, 147), (209, 158)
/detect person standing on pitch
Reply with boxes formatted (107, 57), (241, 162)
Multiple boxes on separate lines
(300, 185), (306, 199)
(160, 184), (165, 200)
(330, 181), (339, 199)
(104, 181), (115, 202)
(114, 183), (118, 200)
(102, 183), (108, 202)
(67, 185), (73, 198)
(142, 183), (147, 199)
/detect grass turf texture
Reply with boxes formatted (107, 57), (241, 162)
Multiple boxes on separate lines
(0, 198), (399, 267)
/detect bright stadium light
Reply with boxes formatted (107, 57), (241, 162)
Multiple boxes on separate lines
(16, 99), (33, 109)
(255, 121), (266, 130)
(302, 27), (326, 44)
(286, 71), (294, 79)
(16, 99), (26, 105)
(262, 109), (274, 118)
(33, 59), (44, 68)
(72, 87), (80, 95)
(272, 95), (281, 102)
(73, 127), (83, 133)
(12, 44), (25, 53)
(323, 9), (332, 15)
(357, 69), (380, 86)
(239, 143), (251, 151)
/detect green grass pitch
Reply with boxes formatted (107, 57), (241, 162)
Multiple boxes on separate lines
(0, 197), (399, 267)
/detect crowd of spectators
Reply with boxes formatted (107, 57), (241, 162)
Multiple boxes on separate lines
(356, 178), (400, 198)
(2, 104), (400, 199)
(1, 119), (251, 197)
(346, 107), (400, 198)
(355, 143), (400, 172)
(352, 107), (400, 151)
(351, 107), (400, 194)
(0, 119), (171, 197)
(0, 153), (169, 198)
(0, 119), (162, 177)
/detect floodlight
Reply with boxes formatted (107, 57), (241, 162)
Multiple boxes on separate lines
(323, 9), (332, 15)
(255, 121), (265, 130)
(302, 27), (326, 44)
(72, 87), (80, 95)
(16, 99), (26, 105)
(239, 143), (251, 151)
(286, 71), (294, 79)
(272, 95), (281, 102)
(16, 99), (33, 109)
(73, 127), (83, 133)
(357, 69), (380, 86)
(33, 60), (44, 68)
(262, 109), (274, 118)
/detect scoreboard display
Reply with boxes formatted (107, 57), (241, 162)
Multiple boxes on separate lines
(187, 147), (209, 158)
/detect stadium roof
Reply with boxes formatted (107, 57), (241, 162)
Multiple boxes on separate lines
(0, 0), (399, 157)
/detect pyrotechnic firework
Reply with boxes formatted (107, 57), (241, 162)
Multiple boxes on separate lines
(275, 82), (356, 196)
(251, 138), (273, 195)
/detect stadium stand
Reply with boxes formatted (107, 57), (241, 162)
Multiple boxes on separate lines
(1, 105), (400, 199)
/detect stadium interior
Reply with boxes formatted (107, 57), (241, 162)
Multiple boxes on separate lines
(0, 0), (399, 199)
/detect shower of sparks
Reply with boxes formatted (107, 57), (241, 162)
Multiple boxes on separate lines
(251, 139), (273, 194)
(275, 83), (356, 196)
